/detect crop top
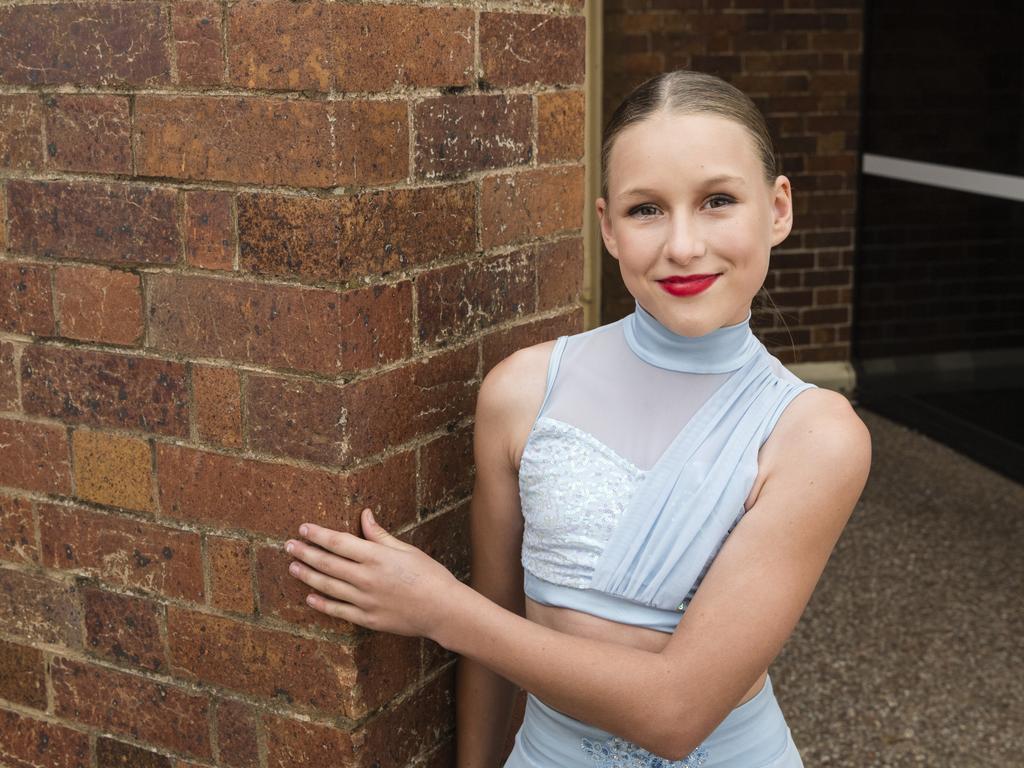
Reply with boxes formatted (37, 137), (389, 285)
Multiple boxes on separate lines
(519, 298), (818, 633)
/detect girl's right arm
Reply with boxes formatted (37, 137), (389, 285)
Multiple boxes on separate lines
(455, 347), (546, 768)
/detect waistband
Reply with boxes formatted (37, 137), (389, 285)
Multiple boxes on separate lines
(511, 673), (791, 768)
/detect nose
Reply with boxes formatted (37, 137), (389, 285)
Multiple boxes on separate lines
(664, 212), (704, 263)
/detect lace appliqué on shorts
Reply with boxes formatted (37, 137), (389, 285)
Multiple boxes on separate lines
(580, 734), (709, 768)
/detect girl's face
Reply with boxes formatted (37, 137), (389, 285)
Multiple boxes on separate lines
(596, 110), (793, 337)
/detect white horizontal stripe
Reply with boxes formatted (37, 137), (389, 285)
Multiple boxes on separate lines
(862, 153), (1024, 202)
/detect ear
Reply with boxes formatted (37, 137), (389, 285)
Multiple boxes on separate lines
(596, 197), (620, 259)
(769, 175), (793, 248)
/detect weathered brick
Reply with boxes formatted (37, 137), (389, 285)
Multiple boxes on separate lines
(83, 585), (165, 672)
(72, 429), (154, 511)
(0, 262), (53, 336)
(0, 94), (44, 170)
(238, 184), (475, 283)
(134, 96), (407, 188)
(216, 699), (260, 768)
(480, 308), (582, 375)
(480, 13), (586, 87)
(418, 426), (473, 517)
(0, 568), (81, 647)
(55, 264), (143, 345)
(246, 343), (475, 465)
(185, 190), (235, 271)
(536, 237), (584, 310)
(44, 94), (131, 174)
(0, 492), (37, 565)
(52, 656), (211, 758)
(147, 273), (413, 375)
(97, 737), (172, 768)
(0, 3), (170, 86)
(173, 0), (224, 86)
(407, 502), (471, 578)
(414, 94), (532, 178)
(481, 165), (585, 248)
(192, 365), (242, 448)
(208, 535), (254, 614)
(0, 417), (71, 495)
(0, 709), (90, 768)
(21, 346), (189, 437)
(7, 180), (180, 265)
(0, 637), (46, 708)
(416, 250), (536, 346)
(0, 341), (18, 411)
(39, 502), (204, 601)
(157, 443), (416, 539)
(264, 712), (355, 768)
(537, 90), (586, 162)
(227, 0), (332, 91)
(254, 542), (350, 634)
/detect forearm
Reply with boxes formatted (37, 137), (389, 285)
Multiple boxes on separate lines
(436, 581), (689, 758)
(455, 654), (519, 768)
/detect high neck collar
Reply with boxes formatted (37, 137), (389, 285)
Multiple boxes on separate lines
(623, 298), (761, 373)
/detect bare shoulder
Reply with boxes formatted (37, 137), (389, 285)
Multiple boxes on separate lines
(476, 338), (560, 471)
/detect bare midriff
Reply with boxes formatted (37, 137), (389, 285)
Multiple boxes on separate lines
(523, 597), (769, 708)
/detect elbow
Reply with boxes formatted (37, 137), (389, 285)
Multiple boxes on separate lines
(645, 698), (708, 763)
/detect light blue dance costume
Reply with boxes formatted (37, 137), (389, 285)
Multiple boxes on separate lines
(503, 299), (815, 768)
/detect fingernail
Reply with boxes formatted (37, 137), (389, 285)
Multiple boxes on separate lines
(286, 542), (294, 554)
(299, 524), (308, 537)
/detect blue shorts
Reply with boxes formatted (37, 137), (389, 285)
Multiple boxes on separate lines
(503, 673), (804, 768)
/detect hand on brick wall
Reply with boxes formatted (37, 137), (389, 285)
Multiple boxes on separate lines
(284, 508), (464, 640)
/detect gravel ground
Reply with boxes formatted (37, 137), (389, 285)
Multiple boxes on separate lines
(771, 407), (1024, 766)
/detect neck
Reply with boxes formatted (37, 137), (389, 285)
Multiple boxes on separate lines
(623, 298), (760, 373)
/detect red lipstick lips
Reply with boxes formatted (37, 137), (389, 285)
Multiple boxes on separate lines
(657, 274), (720, 297)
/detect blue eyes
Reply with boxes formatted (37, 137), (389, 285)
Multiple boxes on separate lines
(628, 195), (733, 218)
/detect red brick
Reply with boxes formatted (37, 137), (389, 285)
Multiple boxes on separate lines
(97, 737), (173, 768)
(55, 264), (143, 345)
(0, 709), (89, 768)
(408, 502), (471, 578)
(39, 502), (204, 601)
(480, 13), (586, 87)
(0, 261), (53, 337)
(0, 94), (44, 170)
(0, 184), (5, 250)
(7, 179), (181, 265)
(0, 417), (71, 495)
(52, 656), (211, 758)
(0, 568), (81, 647)
(157, 444), (416, 540)
(537, 90), (586, 162)
(173, 1), (224, 86)
(227, 0), (332, 91)
(0, 341), (17, 410)
(481, 165), (585, 248)
(414, 95), (532, 178)
(238, 184), (475, 283)
(0, 637), (46, 708)
(134, 96), (407, 188)
(147, 273), (413, 376)
(416, 250), (537, 346)
(44, 94), (131, 174)
(192, 365), (242, 448)
(254, 542), (352, 634)
(264, 712), (355, 768)
(216, 699), (260, 768)
(83, 585), (165, 672)
(419, 426), (473, 516)
(21, 345), (189, 436)
(0, 3), (170, 86)
(185, 190), (235, 271)
(0, 492), (37, 565)
(481, 308), (582, 375)
(72, 429), (154, 512)
(208, 535), (254, 614)
(537, 237), (584, 310)
(246, 343), (476, 465)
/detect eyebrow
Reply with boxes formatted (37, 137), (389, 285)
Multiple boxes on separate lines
(619, 174), (746, 198)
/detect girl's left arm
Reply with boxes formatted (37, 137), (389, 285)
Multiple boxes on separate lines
(286, 390), (871, 761)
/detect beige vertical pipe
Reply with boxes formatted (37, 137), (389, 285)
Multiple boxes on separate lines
(582, 0), (603, 330)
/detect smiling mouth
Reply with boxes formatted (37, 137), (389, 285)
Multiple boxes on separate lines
(658, 274), (721, 283)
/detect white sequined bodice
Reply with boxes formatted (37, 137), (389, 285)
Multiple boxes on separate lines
(519, 416), (649, 588)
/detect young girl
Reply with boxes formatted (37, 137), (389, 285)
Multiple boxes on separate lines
(283, 69), (872, 767)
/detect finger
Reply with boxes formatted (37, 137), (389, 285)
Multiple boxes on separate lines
(286, 540), (363, 586)
(298, 523), (374, 563)
(306, 592), (374, 628)
(289, 560), (364, 604)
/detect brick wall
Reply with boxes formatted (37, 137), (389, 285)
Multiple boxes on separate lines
(0, 2), (586, 766)
(602, 0), (863, 365)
